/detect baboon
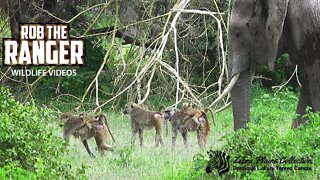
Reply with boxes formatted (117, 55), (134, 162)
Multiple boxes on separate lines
(163, 105), (215, 150)
(182, 103), (216, 126)
(158, 105), (169, 136)
(60, 112), (115, 157)
(123, 103), (165, 147)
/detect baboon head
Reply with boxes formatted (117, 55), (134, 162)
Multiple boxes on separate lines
(79, 112), (87, 119)
(94, 114), (105, 123)
(163, 106), (176, 121)
(60, 112), (72, 126)
(122, 102), (138, 114)
(59, 112), (87, 127)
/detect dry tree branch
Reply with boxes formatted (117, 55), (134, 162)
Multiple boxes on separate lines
(93, 0), (191, 110)
(78, 1), (119, 111)
(173, 18), (181, 106)
(67, 3), (108, 23)
(95, 78), (101, 112)
(82, 1), (112, 36)
(24, 68), (34, 103)
(57, 93), (82, 102)
(139, 64), (156, 105)
(272, 65), (301, 93)
(211, 0), (228, 32)
(30, 67), (55, 88)
(136, 77), (142, 103)
(0, 67), (13, 82)
(158, 60), (202, 106)
(163, 7), (227, 108)
(25, 1), (67, 23)
(78, 13), (170, 38)
(214, 101), (231, 114)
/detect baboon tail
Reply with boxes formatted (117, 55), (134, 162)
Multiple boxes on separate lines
(100, 113), (116, 142)
(205, 108), (216, 126)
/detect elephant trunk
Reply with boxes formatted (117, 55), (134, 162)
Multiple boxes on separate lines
(231, 70), (251, 131)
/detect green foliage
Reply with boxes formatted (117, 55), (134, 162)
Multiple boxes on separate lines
(174, 153), (209, 179)
(113, 146), (135, 167)
(0, 87), (87, 179)
(0, 164), (37, 180)
(170, 88), (319, 179)
(221, 111), (320, 179)
(257, 53), (299, 89)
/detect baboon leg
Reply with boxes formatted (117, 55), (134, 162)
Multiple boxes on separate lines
(181, 130), (189, 149)
(197, 130), (205, 148)
(131, 123), (138, 145)
(82, 140), (96, 157)
(99, 143), (114, 155)
(172, 127), (178, 151)
(94, 137), (113, 155)
(138, 127), (144, 147)
(165, 120), (169, 137)
(155, 123), (164, 147)
(155, 132), (164, 147)
(159, 133), (164, 146)
(101, 143), (113, 151)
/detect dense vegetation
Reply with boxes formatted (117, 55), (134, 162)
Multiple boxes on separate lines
(0, 87), (86, 179)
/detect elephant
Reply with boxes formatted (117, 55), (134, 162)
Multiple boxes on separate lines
(226, 0), (320, 130)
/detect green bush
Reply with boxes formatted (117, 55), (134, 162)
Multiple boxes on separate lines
(221, 110), (320, 179)
(170, 89), (319, 179)
(0, 87), (87, 179)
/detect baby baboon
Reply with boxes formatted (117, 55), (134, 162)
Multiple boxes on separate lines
(181, 103), (202, 125)
(182, 103), (216, 126)
(60, 112), (115, 157)
(164, 105), (213, 150)
(123, 103), (165, 147)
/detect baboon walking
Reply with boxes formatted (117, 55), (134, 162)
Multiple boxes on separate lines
(123, 103), (165, 147)
(163, 105), (214, 150)
(60, 112), (115, 157)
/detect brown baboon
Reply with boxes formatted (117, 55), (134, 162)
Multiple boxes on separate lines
(182, 103), (216, 126)
(123, 103), (165, 147)
(163, 105), (214, 150)
(60, 112), (115, 157)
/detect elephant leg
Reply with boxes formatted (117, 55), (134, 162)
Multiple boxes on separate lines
(305, 61), (320, 112)
(292, 84), (311, 128)
(293, 61), (320, 128)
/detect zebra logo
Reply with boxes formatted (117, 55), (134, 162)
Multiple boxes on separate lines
(206, 150), (230, 176)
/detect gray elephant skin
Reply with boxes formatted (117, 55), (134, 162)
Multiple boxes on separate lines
(228, 0), (320, 130)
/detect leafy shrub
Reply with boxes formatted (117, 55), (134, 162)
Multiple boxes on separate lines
(170, 89), (319, 179)
(221, 110), (320, 179)
(0, 87), (87, 179)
